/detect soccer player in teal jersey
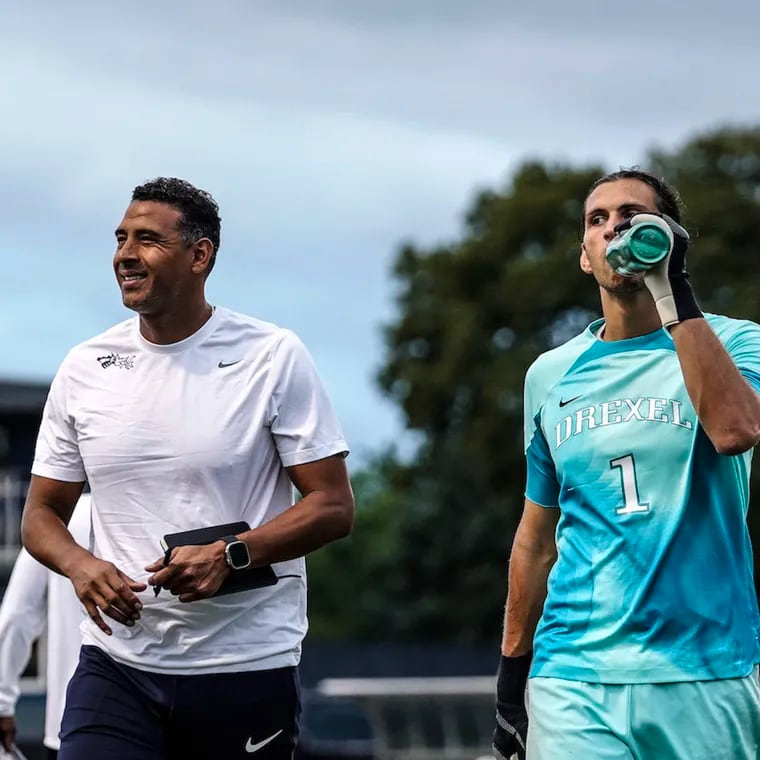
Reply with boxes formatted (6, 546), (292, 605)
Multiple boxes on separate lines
(492, 168), (760, 760)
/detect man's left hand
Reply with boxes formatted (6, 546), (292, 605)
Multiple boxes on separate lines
(146, 542), (230, 602)
(639, 214), (702, 327)
(492, 653), (531, 760)
(0, 715), (17, 752)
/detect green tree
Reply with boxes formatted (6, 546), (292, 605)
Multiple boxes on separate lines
(307, 450), (409, 639)
(308, 126), (760, 644)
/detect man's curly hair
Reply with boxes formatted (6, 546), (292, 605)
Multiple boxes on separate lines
(132, 177), (222, 274)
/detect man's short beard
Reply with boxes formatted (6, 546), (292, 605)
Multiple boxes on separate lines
(602, 275), (647, 295)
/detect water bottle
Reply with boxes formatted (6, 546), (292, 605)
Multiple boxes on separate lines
(606, 213), (673, 276)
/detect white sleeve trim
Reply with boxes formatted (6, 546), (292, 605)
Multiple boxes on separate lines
(279, 441), (349, 468)
(31, 462), (87, 482)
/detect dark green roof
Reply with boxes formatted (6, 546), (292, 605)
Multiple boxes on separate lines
(0, 380), (50, 413)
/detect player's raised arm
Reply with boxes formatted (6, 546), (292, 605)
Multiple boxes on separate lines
(668, 320), (760, 455)
(635, 215), (760, 454)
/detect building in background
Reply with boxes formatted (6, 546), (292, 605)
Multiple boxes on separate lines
(0, 379), (48, 577)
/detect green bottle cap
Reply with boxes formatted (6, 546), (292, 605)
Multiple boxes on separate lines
(628, 224), (671, 264)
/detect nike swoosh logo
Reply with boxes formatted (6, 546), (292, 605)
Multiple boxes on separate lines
(218, 360), (242, 368)
(246, 729), (283, 754)
(559, 395), (581, 407)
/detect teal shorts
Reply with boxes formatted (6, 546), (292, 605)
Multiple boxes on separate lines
(527, 669), (760, 759)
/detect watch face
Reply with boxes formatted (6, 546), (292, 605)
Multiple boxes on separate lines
(227, 541), (251, 570)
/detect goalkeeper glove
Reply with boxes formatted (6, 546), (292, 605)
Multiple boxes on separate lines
(613, 213), (702, 328)
(493, 652), (531, 760)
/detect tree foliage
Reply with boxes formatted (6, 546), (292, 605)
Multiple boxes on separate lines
(308, 126), (760, 644)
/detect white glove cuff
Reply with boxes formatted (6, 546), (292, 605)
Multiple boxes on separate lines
(644, 269), (677, 327)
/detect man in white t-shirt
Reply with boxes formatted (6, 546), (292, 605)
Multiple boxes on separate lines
(0, 495), (90, 760)
(20, 177), (354, 760)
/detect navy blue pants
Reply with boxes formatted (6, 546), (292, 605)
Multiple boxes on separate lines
(59, 646), (300, 760)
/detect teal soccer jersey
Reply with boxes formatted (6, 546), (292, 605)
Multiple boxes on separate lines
(525, 314), (760, 684)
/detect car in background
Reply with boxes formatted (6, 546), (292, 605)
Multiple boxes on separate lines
(311, 676), (495, 760)
(295, 689), (377, 760)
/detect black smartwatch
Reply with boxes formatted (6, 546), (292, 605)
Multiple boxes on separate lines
(221, 535), (251, 570)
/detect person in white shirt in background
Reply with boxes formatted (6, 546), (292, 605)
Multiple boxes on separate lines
(0, 495), (91, 759)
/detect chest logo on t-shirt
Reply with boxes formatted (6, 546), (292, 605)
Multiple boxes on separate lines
(97, 353), (136, 370)
(554, 396), (693, 449)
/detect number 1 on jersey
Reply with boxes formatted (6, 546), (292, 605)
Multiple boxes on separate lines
(610, 454), (649, 515)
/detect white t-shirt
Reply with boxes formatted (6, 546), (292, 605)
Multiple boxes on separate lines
(31, 307), (348, 675)
(0, 495), (91, 750)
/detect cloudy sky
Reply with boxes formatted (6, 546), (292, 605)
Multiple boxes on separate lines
(2, 0), (759, 466)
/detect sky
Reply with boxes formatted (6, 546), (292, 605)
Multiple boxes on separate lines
(2, 0), (759, 467)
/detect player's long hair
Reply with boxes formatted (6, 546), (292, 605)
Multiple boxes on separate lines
(581, 167), (683, 238)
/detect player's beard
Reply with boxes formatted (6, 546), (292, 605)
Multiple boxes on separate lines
(601, 271), (647, 296)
